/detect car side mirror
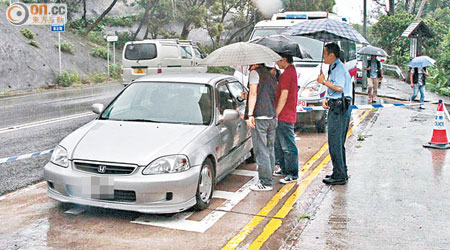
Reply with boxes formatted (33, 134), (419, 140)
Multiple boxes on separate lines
(219, 109), (239, 123)
(92, 103), (104, 114)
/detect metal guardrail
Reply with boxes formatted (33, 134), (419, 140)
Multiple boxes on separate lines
(383, 64), (406, 81)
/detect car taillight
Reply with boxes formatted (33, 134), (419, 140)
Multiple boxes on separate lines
(157, 68), (162, 74)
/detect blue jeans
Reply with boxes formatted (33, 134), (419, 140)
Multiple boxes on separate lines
(251, 118), (277, 186)
(275, 121), (299, 178)
(411, 84), (425, 105)
(328, 106), (351, 180)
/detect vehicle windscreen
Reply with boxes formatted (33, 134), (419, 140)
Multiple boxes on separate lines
(251, 28), (324, 62)
(100, 82), (213, 125)
(124, 43), (157, 60)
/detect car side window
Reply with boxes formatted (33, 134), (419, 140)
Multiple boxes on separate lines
(216, 83), (237, 116)
(226, 81), (246, 112)
(194, 47), (203, 58)
(180, 46), (193, 59)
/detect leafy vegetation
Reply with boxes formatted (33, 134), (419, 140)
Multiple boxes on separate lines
(110, 64), (122, 80)
(86, 32), (107, 46)
(86, 72), (108, 83)
(28, 40), (40, 48)
(370, 1), (450, 96)
(56, 71), (81, 87)
(21, 28), (34, 39)
(56, 40), (75, 54)
(207, 66), (234, 74)
(90, 46), (109, 60)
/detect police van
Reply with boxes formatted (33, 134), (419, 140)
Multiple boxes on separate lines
(121, 39), (207, 83)
(249, 12), (358, 132)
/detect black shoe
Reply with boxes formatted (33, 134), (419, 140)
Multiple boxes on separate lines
(325, 174), (349, 180)
(322, 177), (347, 185)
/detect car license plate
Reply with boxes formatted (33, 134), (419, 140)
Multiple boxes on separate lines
(296, 100), (307, 112)
(133, 68), (146, 74)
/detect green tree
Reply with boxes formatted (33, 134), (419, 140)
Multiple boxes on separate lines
(204, 0), (248, 48)
(283, 0), (335, 12)
(175, 0), (209, 39)
(370, 11), (414, 66)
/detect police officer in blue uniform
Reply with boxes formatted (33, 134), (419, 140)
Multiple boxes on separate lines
(317, 43), (352, 185)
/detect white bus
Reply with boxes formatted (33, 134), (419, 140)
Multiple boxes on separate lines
(249, 12), (357, 132)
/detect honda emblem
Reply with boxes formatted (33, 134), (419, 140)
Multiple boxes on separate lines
(98, 165), (107, 174)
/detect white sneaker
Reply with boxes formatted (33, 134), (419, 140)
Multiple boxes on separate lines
(250, 183), (273, 191)
(280, 176), (298, 184)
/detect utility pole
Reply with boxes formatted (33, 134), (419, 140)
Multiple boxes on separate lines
(362, 0), (368, 91)
(363, 0), (367, 38)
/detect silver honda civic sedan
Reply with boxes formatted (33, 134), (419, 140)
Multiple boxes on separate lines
(44, 73), (252, 214)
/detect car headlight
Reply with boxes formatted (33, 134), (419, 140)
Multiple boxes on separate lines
(300, 81), (321, 98)
(50, 145), (69, 168)
(142, 155), (190, 175)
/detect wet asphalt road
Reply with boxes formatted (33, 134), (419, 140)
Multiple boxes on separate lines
(0, 83), (123, 195)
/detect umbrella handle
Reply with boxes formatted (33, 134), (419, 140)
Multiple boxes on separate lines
(320, 41), (325, 70)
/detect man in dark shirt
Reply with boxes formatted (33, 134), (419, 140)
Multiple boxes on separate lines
(247, 64), (278, 191)
(274, 54), (299, 184)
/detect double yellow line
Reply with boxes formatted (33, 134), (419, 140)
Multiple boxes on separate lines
(222, 110), (371, 250)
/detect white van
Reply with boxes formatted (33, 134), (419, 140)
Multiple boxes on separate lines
(249, 12), (358, 132)
(121, 39), (207, 83)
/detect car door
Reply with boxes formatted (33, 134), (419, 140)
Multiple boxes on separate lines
(226, 80), (251, 150)
(193, 46), (207, 73)
(215, 81), (240, 178)
(179, 45), (194, 72)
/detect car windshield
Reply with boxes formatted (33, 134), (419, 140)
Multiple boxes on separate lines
(100, 82), (213, 125)
(251, 28), (324, 62)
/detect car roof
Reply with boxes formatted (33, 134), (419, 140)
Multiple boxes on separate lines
(132, 73), (234, 86)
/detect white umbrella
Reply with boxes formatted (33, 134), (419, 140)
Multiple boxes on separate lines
(201, 42), (282, 66)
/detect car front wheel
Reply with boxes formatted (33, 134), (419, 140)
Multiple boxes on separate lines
(193, 159), (214, 211)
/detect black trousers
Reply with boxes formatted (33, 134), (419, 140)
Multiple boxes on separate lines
(327, 100), (351, 180)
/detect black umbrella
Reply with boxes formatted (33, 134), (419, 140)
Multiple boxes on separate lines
(283, 18), (369, 69)
(249, 35), (312, 59)
(283, 18), (369, 44)
(357, 45), (388, 57)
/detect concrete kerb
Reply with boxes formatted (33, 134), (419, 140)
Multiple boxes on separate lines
(0, 81), (124, 100)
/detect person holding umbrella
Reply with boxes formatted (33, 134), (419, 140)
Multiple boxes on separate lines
(409, 67), (429, 109)
(317, 43), (352, 185)
(364, 55), (383, 103)
(246, 63), (278, 191)
(408, 56), (435, 109)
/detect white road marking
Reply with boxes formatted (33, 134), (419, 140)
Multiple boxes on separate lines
(131, 169), (258, 233)
(0, 112), (95, 134)
(0, 181), (46, 201)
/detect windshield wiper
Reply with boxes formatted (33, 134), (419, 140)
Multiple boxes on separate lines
(121, 119), (161, 123)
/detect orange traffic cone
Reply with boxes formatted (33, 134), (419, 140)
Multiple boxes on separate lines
(423, 100), (450, 149)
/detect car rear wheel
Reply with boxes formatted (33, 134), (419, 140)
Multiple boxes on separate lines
(193, 159), (214, 211)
